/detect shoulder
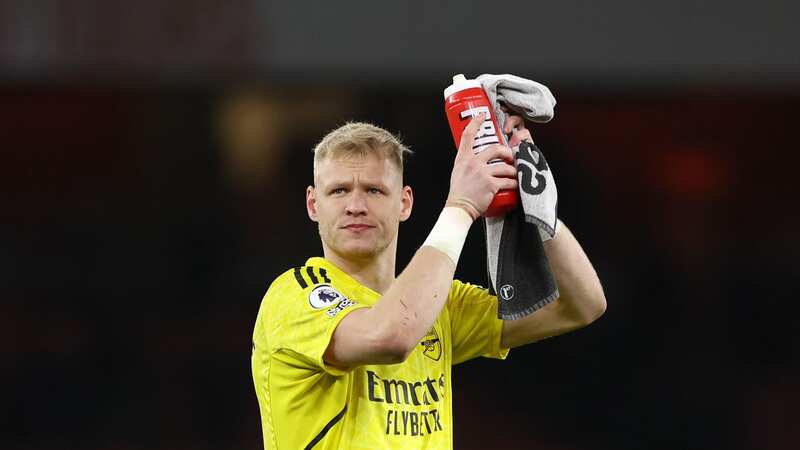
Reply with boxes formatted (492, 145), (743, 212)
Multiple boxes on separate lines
(264, 266), (309, 299)
(450, 279), (492, 296)
(449, 279), (496, 304)
(262, 264), (346, 309)
(264, 265), (321, 297)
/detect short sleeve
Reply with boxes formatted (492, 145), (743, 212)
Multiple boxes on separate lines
(446, 280), (510, 365)
(257, 273), (369, 375)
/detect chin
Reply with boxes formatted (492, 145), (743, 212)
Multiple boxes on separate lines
(331, 237), (389, 260)
(339, 243), (381, 259)
(320, 227), (393, 260)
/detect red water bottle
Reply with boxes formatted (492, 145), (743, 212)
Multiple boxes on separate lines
(444, 74), (518, 217)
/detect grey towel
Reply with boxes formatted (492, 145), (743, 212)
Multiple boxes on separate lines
(476, 73), (556, 125)
(477, 74), (559, 320)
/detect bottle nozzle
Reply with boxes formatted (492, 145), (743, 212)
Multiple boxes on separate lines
(444, 73), (481, 99)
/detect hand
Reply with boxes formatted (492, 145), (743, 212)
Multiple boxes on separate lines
(446, 113), (518, 220)
(503, 114), (534, 147)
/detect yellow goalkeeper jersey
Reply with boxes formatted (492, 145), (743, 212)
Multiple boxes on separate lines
(251, 257), (509, 450)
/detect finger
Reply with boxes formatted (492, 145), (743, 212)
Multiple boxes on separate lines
(508, 128), (533, 148)
(502, 115), (526, 134)
(495, 177), (519, 192)
(458, 112), (486, 155)
(476, 144), (515, 165)
(488, 162), (518, 179)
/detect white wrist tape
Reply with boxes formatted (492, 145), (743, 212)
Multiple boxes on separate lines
(422, 207), (473, 265)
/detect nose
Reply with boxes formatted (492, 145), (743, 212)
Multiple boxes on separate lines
(345, 191), (368, 216)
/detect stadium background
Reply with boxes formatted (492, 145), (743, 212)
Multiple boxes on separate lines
(2, 1), (798, 449)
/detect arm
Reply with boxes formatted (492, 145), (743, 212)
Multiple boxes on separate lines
(500, 220), (607, 349)
(324, 245), (460, 367)
(324, 114), (518, 369)
(488, 115), (605, 349)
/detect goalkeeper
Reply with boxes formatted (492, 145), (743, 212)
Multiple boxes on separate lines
(251, 113), (606, 449)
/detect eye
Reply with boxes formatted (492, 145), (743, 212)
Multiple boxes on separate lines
(367, 188), (383, 195)
(330, 187), (346, 195)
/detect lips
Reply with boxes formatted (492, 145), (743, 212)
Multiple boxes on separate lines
(342, 224), (375, 231)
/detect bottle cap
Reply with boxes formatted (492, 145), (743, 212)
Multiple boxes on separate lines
(444, 74), (482, 99)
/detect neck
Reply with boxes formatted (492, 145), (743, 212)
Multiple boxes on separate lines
(322, 243), (397, 294)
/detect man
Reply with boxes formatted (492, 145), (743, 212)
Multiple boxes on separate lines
(251, 113), (606, 449)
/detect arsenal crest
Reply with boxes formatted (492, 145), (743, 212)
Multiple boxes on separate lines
(419, 327), (442, 361)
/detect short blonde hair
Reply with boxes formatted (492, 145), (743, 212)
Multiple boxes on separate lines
(312, 122), (413, 177)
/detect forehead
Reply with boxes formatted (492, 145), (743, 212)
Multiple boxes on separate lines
(314, 152), (402, 186)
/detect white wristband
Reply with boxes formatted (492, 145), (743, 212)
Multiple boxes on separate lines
(422, 207), (474, 265)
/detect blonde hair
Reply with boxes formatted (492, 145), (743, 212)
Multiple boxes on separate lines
(312, 122), (412, 177)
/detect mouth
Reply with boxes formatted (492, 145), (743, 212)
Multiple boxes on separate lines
(342, 224), (375, 232)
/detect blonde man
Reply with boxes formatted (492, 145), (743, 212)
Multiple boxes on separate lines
(251, 114), (606, 449)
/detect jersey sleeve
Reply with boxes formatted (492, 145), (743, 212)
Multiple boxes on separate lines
(257, 270), (369, 376)
(446, 280), (510, 365)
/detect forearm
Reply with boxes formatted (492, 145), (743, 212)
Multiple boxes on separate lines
(544, 220), (606, 323)
(369, 207), (472, 357)
(369, 247), (456, 355)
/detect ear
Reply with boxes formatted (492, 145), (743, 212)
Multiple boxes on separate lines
(306, 185), (318, 222)
(399, 185), (413, 222)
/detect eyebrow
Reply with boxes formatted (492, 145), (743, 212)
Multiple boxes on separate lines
(320, 178), (390, 191)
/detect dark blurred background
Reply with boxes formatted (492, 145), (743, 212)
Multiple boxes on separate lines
(2, 1), (799, 449)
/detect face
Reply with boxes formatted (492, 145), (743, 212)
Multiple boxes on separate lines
(307, 152), (413, 262)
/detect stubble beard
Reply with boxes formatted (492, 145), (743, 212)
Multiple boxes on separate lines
(319, 224), (394, 262)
